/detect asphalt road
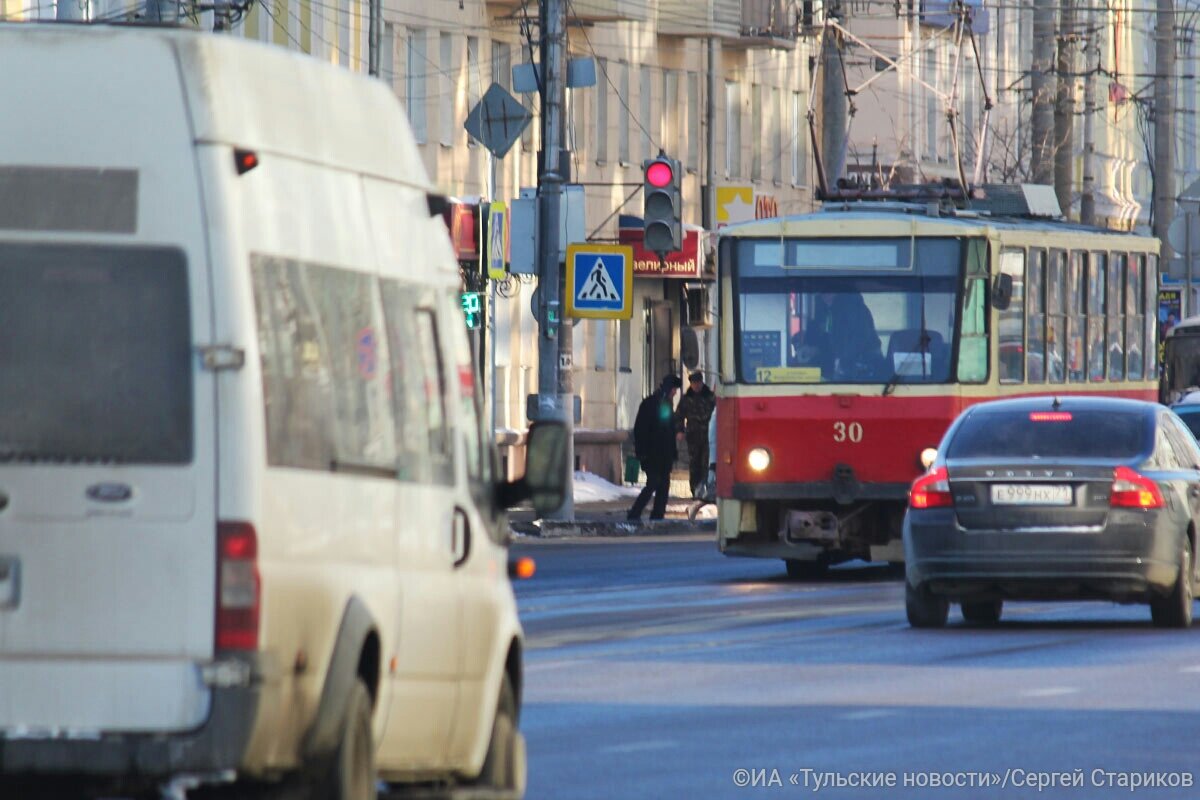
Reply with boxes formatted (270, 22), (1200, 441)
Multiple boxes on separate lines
(512, 535), (1200, 800)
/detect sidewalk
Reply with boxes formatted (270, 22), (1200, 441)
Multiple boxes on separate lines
(509, 471), (717, 538)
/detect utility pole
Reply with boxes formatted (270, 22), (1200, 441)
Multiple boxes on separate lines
(820, 1), (847, 188)
(1030, 0), (1056, 185)
(368, 0), (382, 77)
(704, 36), (717, 230)
(537, 0), (573, 519)
(704, 36), (718, 376)
(1053, 0), (1076, 217)
(1154, 0), (1176, 262)
(1080, 7), (1098, 226)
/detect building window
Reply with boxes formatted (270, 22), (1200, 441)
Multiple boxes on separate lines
(792, 90), (806, 186)
(663, 70), (679, 160)
(439, 32), (453, 147)
(771, 86), (782, 184)
(595, 57), (608, 164)
(407, 29), (427, 144)
(466, 37), (480, 147)
(725, 80), (741, 177)
(750, 83), (762, 181)
(618, 61), (630, 163)
(640, 65), (654, 163)
(382, 23), (395, 93)
(687, 72), (700, 171)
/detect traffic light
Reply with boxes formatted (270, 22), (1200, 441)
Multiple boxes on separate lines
(643, 153), (682, 257)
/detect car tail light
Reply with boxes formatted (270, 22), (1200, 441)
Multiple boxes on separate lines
(217, 521), (260, 651)
(910, 466), (952, 509)
(1029, 411), (1072, 422)
(1110, 467), (1164, 509)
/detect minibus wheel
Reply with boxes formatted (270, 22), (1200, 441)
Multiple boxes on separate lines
(474, 674), (526, 794)
(317, 678), (376, 800)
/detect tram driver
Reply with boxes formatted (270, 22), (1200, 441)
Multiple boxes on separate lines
(790, 291), (886, 380)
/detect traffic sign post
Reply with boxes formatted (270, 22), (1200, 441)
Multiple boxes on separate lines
(564, 243), (634, 320)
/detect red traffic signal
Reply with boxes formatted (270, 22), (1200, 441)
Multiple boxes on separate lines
(645, 160), (673, 188)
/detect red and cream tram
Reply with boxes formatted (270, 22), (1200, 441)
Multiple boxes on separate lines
(715, 200), (1160, 577)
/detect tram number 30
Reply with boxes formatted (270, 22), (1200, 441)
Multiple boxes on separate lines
(833, 421), (863, 443)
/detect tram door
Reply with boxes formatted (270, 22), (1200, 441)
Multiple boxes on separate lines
(645, 300), (678, 396)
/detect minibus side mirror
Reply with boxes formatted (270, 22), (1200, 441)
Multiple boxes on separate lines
(496, 421), (569, 519)
(991, 273), (1013, 311)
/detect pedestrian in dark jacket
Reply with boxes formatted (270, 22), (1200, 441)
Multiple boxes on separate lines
(677, 371), (716, 496)
(628, 374), (683, 520)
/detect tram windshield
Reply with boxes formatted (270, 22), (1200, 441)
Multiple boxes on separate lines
(733, 237), (963, 384)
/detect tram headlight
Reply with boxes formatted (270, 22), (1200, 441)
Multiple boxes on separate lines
(747, 447), (772, 472)
(919, 447), (938, 471)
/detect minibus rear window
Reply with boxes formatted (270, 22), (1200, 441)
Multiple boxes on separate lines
(0, 243), (192, 464)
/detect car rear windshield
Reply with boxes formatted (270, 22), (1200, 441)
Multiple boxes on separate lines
(0, 243), (193, 464)
(946, 408), (1151, 460)
(1175, 409), (1200, 441)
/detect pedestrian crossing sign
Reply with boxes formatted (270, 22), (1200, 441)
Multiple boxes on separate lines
(565, 243), (633, 320)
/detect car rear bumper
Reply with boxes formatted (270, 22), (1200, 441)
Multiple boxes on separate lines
(0, 654), (264, 785)
(905, 510), (1183, 602)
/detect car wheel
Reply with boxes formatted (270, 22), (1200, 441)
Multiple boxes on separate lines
(1151, 546), (1193, 629)
(473, 673), (526, 796)
(314, 678), (376, 800)
(784, 558), (827, 580)
(905, 582), (948, 628)
(961, 600), (1003, 625)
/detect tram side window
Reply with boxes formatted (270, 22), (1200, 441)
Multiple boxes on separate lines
(1108, 253), (1126, 380)
(998, 248), (1026, 384)
(957, 239), (988, 383)
(1027, 249), (1046, 382)
(1067, 251), (1085, 382)
(1126, 254), (1145, 380)
(1088, 252), (1106, 382)
(1046, 250), (1066, 384)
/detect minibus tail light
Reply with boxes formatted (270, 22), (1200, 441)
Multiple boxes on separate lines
(910, 466), (952, 509)
(1110, 467), (1164, 509)
(217, 521), (260, 651)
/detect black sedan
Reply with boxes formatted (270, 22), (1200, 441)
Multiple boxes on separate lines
(903, 396), (1200, 628)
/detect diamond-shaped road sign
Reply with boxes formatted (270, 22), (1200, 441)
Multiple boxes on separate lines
(464, 83), (532, 159)
(565, 243), (633, 320)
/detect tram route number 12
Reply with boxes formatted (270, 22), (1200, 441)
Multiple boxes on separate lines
(833, 421), (863, 443)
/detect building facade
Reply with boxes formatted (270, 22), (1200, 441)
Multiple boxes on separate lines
(10, 0), (1196, 479)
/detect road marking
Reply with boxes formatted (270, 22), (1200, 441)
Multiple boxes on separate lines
(596, 740), (678, 754)
(1020, 686), (1080, 698)
(839, 709), (897, 721)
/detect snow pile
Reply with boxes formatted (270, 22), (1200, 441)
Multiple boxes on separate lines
(574, 471), (642, 503)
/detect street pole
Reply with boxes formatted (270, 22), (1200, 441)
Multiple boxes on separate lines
(1030, 0), (1056, 185)
(1187, 212), (1193, 318)
(705, 36), (718, 376)
(704, 36), (717, 231)
(820, 2), (847, 189)
(1053, 0), (1075, 217)
(1080, 8), (1097, 226)
(1154, 0), (1176, 261)
(537, 0), (573, 520)
(368, 0), (382, 77)
(487, 154), (499, 449)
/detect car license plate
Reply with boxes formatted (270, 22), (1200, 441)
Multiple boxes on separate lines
(991, 484), (1073, 506)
